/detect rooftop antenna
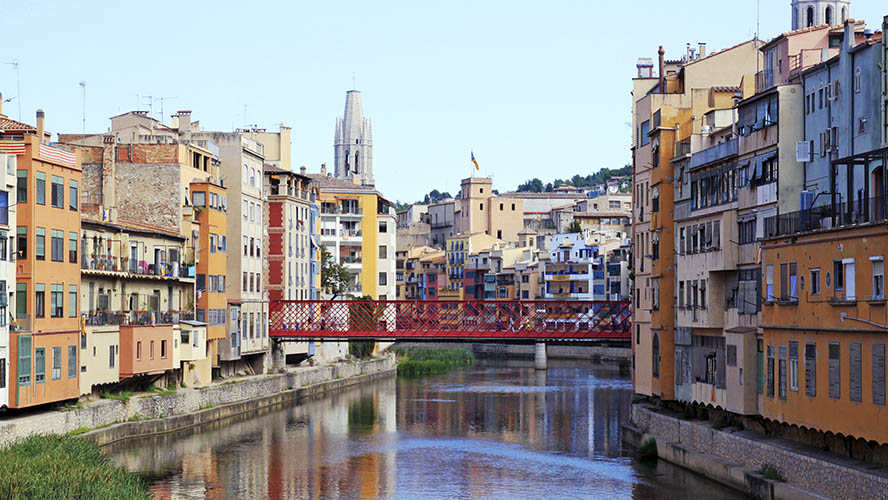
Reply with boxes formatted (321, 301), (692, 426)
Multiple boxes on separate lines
(79, 81), (86, 135)
(141, 95), (154, 117)
(243, 104), (247, 129)
(352, 72), (356, 90)
(156, 96), (177, 122)
(4, 60), (21, 120)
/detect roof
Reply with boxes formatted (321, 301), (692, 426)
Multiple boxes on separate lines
(81, 217), (186, 241)
(760, 23), (835, 50)
(264, 164), (312, 183)
(711, 85), (742, 93)
(0, 115), (37, 133)
(305, 173), (375, 192)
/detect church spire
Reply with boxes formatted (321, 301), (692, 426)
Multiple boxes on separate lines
(333, 89), (374, 186)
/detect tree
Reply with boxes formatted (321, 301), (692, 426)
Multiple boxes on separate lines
(566, 219), (582, 233)
(321, 246), (350, 299)
(349, 295), (376, 358)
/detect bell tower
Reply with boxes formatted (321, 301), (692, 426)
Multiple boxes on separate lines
(333, 90), (374, 187)
(791, 0), (850, 31)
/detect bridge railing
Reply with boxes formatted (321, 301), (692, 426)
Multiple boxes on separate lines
(268, 300), (632, 340)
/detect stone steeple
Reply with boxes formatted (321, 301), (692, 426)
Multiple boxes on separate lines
(791, 0), (850, 30)
(334, 90), (374, 187)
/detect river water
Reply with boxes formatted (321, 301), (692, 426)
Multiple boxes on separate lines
(107, 358), (747, 499)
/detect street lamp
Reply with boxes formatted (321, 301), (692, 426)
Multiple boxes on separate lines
(840, 312), (888, 330)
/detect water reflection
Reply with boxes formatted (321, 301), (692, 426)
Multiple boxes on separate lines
(107, 359), (747, 500)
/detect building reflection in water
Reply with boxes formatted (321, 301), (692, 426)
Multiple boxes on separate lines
(107, 359), (746, 500)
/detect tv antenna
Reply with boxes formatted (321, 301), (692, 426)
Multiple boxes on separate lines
(4, 60), (21, 120)
(155, 96), (177, 121)
(79, 81), (86, 135)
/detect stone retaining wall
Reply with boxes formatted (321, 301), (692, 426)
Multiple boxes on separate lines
(627, 403), (888, 500)
(0, 356), (395, 446)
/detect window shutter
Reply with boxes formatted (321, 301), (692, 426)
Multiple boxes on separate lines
(850, 342), (862, 402)
(829, 343), (841, 399)
(874, 344), (886, 405)
(805, 343), (817, 397)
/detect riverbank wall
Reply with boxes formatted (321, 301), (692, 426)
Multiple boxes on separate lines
(623, 402), (888, 500)
(0, 356), (395, 446)
(395, 342), (630, 363)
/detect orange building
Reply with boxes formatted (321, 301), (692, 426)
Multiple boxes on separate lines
(118, 325), (175, 378)
(2, 110), (82, 408)
(761, 192), (888, 445)
(190, 181), (228, 367)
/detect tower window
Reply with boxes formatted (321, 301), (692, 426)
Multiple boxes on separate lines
(825, 6), (832, 26)
(806, 6), (814, 27)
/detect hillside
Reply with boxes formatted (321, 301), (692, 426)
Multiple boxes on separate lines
(515, 165), (631, 193)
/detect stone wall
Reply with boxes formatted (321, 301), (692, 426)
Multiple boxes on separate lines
(627, 404), (888, 500)
(115, 162), (180, 230)
(0, 356), (395, 446)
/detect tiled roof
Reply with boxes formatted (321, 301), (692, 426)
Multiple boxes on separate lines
(711, 86), (742, 93)
(0, 115), (36, 133)
(305, 173), (375, 191)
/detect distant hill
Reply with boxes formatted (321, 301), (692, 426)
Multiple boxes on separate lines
(515, 165), (631, 193)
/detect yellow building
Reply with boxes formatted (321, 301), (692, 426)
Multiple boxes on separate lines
(445, 232), (502, 292)
(309, 168), (396, 299)
(457, 177), (524, 243)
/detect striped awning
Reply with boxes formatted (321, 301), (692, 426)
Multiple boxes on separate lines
(39, 143), (76, 166)
(0, 142), (26, 155)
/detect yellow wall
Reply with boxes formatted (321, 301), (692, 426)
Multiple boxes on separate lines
(80, 326), (120, 395)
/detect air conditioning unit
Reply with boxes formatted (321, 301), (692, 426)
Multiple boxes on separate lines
(796, 140), (813, 162)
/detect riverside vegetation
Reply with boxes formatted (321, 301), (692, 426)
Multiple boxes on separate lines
(0, 435), (151, 499)
(394, 347), (476, 376)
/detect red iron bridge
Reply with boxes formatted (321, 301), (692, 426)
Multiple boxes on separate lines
(268, 300), (632, 342)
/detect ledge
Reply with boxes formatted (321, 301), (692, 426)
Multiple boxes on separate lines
(828, 299), (858, 307)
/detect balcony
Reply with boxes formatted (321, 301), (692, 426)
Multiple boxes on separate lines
(754, 70), (774, 94)
(11, 315), (30, 332)
(690, 138), (738, 169)
(764, 195), (888, 239)
(673, 139), (690, 159)
(430, 221), (452, 229)
(341, 255), (362, 265)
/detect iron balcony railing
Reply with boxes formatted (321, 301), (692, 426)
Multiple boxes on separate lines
(764, 195), (888, 238)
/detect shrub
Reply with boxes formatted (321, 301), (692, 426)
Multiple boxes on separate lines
(759, 464), (784, 482)
(639, 438), (658, 461)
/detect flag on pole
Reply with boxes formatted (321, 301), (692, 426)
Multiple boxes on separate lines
(471, 151), (479, 170)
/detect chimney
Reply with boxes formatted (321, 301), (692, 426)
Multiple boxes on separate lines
(320, 163), (327, 176)
(658, 46), (666, 92)
(299, 165), (306, 175)
(175, 110), (192, 143)
(36, 109), (45, 143)
(698, 42), (706, 58)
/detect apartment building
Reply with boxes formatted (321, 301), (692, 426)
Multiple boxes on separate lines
(456, 177), (524, 243)
(308, 167), (396, 299)
(543, 231), (622, 301)
(396, 246), (440, 300)
(3, 110), (82, 408)
(0, 148), (18, 408)
(429, 199), (457, 248)
(631, 39), (761, 400)
(445, 232), (501, 292)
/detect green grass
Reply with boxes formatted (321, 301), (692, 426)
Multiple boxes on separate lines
(199, 402), (214, 410)
(100, 391), (135, 403)
(66, 426), (90, 437)
(759, 464), (784, 482)
(0, 434), (152, 499)
(394, 347), (476, 377)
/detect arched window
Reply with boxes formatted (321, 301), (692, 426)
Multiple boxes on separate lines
(793, 7), (799, 29)
(354, 151), (359, 172)
(825, 6), (832, 26)
(344, 149), (350, 171)
(652, 333), (660, 378)
(841, 7), (847, 23)
(806, 6), (815, 27)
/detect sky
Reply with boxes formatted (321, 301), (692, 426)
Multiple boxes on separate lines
(1, 1), (885, 203)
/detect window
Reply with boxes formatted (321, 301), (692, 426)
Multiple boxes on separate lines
(739, 219), (756, 245)
(874, 344), (886, 405)
(850, 342), (862, 402)
(68, 285), (77, 317)
(35, 347), (45, 384)
(51, 284), (63, 317)
(778, 345), (787, 399)
(35, 227), (45, 261)
(805, 343), (817, 397)
(854, 67), (861, 93)
(35, 172), (45, 205)
(16, 170), (26, 204)
(51, 230), (63, 262)
(379, 245), (387, 259)
(150, 340), (155, 359)
(765, 264), (774, 301)
(652, 334), (660, 377)
(640, 120), (651, 146)
(69, 180), (78, 211)
(379, 272), (387, 286)
(788, 341), (799, 392)
(873, 258), (884, 299)
(192, 191), (206, 207)
(810, 269), (821, 296)
(67, 345), (76, 378)
(243, 200), (248, 220)
(51, 175), (64, 208)
(35, 284), (45, 318)
(780, 262), (797, 301)
(828, 342), (841, 399)
(767, 345), (775, 397)
(109, 345), (115, 368)
(136, 341), (142, 361)
(161, 339), (167, 359)
(379, 221), (387, 233)
(68, 232), (78, 263)
(17, 335), (30, 386)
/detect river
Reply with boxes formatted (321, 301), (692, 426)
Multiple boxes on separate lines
(106, 358), (747, 499)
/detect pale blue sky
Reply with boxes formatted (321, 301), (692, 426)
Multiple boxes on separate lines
(2, 1), (884, 202)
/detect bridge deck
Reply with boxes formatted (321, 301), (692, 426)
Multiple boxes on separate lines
(268, 300), (631, 341)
